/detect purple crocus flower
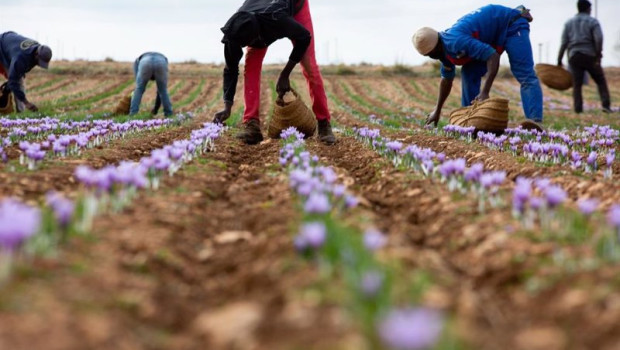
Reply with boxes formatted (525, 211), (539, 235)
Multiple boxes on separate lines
(527, 197), (543, 211)
(304, 193), (331, 214)
(46, 192), (75, 228)
(608, 205), (620, 230)
(363, 228), (387, 251)
(545, 186), (567, 209)
(295, 221), (327, 250)
(0, 199), (41, 252)
(464, 163), (484, 183)
(344, 195), (359, 209)
(513, 178), (532, 213)
(386, 141), (403, 152)
(378, 308), (443, 350)
(360, 270), (384, 298)
(577, 199), (599, 216)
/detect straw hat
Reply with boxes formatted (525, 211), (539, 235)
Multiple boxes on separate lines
(412, 27), (439, 55)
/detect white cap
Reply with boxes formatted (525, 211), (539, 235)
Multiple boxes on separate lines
(412, 27), (439, 55)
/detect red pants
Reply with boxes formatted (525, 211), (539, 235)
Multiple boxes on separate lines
(243, 0), (331, 123)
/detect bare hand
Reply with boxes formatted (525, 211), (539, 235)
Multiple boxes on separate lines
(474, 92), (489, 103)
(276, 76), (291, 99)
(425, 110), (440, 127)
(213, 108), (231, 124)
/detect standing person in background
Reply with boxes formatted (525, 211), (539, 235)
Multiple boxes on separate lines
(214, 0), (336, 145)
(557, 0), (612, 114)
(412, 5), (543, 127)
(130, 52), (173, 117)
(0, 31), (52, 113)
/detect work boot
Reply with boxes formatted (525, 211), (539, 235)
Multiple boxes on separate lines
(236, 119), (264, 145)
(317, 119), (336, 145)
(520, 120), (544, 133)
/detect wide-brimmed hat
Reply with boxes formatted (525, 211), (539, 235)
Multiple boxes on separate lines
(412, 27), (439, 55)
(37, 45), (52, 69)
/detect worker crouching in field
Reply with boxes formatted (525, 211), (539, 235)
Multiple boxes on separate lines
(214, 0), (336, 145)
(413, 5), (543, 127)
(557, 0), (612, 114)
(130, 52), (173, 117)
(0, 31), (52, 113)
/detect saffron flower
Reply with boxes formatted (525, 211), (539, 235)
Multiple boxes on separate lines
(0, 199), (41, 252)
(378, 308), (443, 350)
(363, 228), (387, 251)
(294, 222), (327, 251)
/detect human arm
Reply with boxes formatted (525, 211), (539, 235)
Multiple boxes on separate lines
(275, 16), (311, 97)
(427, 77), (453, 126)
(592, 22), (604, 62)
(152, 93), (161, 115)
(7, 58), (37, 112)
(214, 42), (243, 123)
(475, 52), (500, 102)
(558, 24), (569, 66)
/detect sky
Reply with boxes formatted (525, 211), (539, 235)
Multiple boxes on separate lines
(1, 0), (619, 66)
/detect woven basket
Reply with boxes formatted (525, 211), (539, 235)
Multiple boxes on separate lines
(535, 64), (572, 91)
(0, 83), (15, 115)
(113, 93), (132, 115)
(268, 89), (316, 139)
(449, 97), (509, 133)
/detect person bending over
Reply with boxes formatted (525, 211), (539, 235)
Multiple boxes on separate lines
(0, 31), (52, 113)
(412, 5), (543, 127)
(215, 0), (335, 145)
(130, 52), (173, 117)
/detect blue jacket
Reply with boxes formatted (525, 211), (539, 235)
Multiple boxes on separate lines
(439, 5), (529, 79)
(0, 31), (40, 102)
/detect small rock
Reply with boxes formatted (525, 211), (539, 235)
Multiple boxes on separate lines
(193, 302), (263, 349)
(214, 231), (252, 244)
(514, 326), (567, 350)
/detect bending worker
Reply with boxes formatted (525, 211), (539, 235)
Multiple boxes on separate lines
(412, 5), (543, 127)
(0, 31), (52, 112)
(130, 52), (173, 117)
(558, 0), (612, 114)
(215, 0), (336, 145)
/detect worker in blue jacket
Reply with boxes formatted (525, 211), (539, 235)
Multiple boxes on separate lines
(412, 5), (543, 127)
(0, 31), (52, 112)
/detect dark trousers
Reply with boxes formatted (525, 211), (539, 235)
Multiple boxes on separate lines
(569, 52), (611, 113)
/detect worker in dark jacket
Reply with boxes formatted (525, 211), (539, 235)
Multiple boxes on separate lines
(412, 5), (543, 127)
(558, 0), (612, 113)
(0, 31), (52, 112)
(130, 52), (173, 117)
(214, 0), (335, 145)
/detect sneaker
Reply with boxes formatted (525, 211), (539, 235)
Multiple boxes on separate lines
(236, 119), (264, 145)
(602, 107), (613, 114)
(317, 119), (336, 145)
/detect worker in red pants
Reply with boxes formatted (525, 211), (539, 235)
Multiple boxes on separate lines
(215, 0), (336, 145)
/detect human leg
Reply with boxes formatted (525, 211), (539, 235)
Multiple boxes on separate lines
(569, 53), (586, 113)
(243, 47), (267, 123)
(294, 0), (331, 122)
(460, 61), (486, 107)
(153, 57), (173, 116)
(505, 29), (543, 122)
(584, 57), (611, 110)
(130, 58), (152, 115)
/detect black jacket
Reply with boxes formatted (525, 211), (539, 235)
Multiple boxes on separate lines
(220, 0), (311, 103)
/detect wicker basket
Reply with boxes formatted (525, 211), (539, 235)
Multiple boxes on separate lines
(449, 97), (509, 133)
(0, 83), (15, 115)
(535, 64), (573, 91)
(268, 89), (316, 139)
(113, 93), (132, 115)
